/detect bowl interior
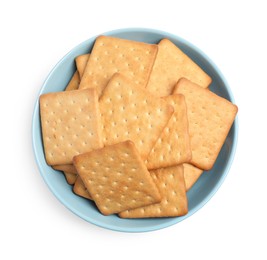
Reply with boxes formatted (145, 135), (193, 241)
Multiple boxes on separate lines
(32, 28), (238, 232)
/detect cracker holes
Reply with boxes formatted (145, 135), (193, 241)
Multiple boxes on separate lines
(162, 182), (167, 188)
(116, 171), (122, 176)
(146, 195), (152, 201)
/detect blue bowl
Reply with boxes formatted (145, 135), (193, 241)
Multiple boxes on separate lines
(32, 28), (238, 232)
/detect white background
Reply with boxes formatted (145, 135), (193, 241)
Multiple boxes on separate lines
(1, 0), (266, 259)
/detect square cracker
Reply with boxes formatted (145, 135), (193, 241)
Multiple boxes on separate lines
(73, 141), (161, 216)
(99, 73), (174, 159)
(75, 54), (90, 78)
(119, 165), (188, 218)
(79, 35), (158, 97)
(173, 78), (238, 170)
(40, 89), (103, 165)
(73, 176), (92, 200)
(183, 163), (203, 191)
(146, 94), (191, 169)
(146, 38), (212, 97)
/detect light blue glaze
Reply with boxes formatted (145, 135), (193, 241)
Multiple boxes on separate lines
(32, 28), (238, 232)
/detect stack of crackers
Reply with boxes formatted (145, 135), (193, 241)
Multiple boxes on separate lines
(40, 36), (238, 218)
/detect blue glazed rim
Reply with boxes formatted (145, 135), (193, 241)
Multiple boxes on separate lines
(32, 28), (238, 232)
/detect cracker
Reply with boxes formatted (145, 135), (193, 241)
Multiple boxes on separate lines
(183, 163), (203, 191)
(65, 71), (80, 91)
(40, 89), (103, 165)
(52, 164), (77, 174)
(73, 141), (161, 216)
(173, 78), (238, 170)
(62, 69), (83, 177)
(146, 39), (212, 97)
(119, 165), (188, 218)
(64, 172), (78, 185)
(73, 176), (92, 200)
(99, 73), (174, 159)
(146, 94), (191, 169)
(79, 35), (158, 97)
(75, 54), (90, 78)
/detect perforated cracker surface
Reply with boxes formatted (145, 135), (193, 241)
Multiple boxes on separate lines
(183, 163), (203, 191)
(73, 141), (161, 215)
(119, 165), (188, 218)
(173, 78), (238, 170)
(79, 36), (158, 97)
(146, 94), (191, 169)
(99, 73), (174, 159)
(73, 176), (92, 200)
(146, 39), (211, 97)
(40, 89), (103, 165)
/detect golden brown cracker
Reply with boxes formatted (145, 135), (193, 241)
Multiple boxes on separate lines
(73, 176), (92, 200)
(119, 165), (188, 218)
(73, 141), (161, 216)
(99, 73), (174, 159)
(40, 89), (103, 165)
(173, 78), (238, 170)
(75, 54), (90, 78)
(79, 36), (158, 97)
(146, 39), (211, 96)
(146, 94), (191, 169)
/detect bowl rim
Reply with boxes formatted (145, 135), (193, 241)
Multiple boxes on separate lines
(32, 27), (238, 232)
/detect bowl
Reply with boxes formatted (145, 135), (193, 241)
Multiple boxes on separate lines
(32, 28), (238, 232)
